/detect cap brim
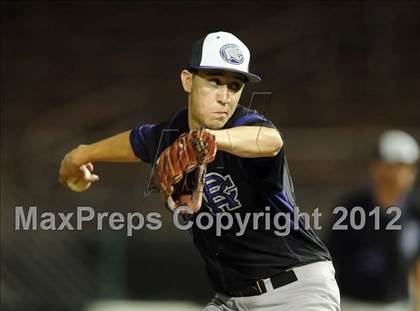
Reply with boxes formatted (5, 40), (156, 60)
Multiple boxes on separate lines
(188, 66), (261, 83)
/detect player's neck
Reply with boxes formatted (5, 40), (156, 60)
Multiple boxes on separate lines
(188, 109), (200, 130)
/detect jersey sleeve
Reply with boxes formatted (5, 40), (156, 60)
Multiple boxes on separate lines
(231, 110), (278, 130)
(129, 123), (162, 163)
(130, 109), (189, 164)
(232, 108), (284, 167)
(230, 107), (288, 194)
(230, 107), (283, 151)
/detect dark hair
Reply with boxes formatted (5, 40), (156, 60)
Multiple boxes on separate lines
(186, 68), (198, 74)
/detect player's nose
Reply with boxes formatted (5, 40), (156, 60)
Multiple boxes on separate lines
(216, 84), (230, 105)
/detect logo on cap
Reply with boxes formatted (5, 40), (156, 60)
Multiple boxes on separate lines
(220, 44), (244, 65)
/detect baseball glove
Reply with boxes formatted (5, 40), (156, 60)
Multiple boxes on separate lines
(153, 129), (217, 213)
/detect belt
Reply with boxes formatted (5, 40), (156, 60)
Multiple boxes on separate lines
(226, 269), (298, 297)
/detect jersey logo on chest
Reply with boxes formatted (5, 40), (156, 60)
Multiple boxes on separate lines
(203, 172), (242, 214)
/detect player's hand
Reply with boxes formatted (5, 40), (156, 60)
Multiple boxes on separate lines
(59, 145), (99, 191)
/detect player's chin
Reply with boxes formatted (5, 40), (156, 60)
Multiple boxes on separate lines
(205, 119), (227, 130)
(206, 117), (228, 130)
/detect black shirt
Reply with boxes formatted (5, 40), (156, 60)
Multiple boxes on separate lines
(130, 104), (331, 292)
(326, 186), (420, 302)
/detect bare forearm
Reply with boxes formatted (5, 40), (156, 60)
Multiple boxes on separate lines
(72, 131), (139, 166)
(59, 130), (139, 186)
(208, 126), (283, 158)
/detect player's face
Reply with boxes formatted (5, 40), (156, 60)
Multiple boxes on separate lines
(371, 161), (418, 193)
(186, 70), (245, 129)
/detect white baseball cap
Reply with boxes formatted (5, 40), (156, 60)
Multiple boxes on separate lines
(377, 130), (419, 164)
(187, 31), (261, 83)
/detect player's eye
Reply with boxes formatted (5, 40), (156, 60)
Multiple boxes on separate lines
(228, 82), (242, 93)
(209, 79), (221, 87)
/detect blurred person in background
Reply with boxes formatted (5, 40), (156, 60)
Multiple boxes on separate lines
(327, 130), (420, 311)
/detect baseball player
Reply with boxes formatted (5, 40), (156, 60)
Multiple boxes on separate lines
(59, 31), (340, 310)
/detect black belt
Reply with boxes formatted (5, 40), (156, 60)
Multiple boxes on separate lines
(226, 270), (298, 297)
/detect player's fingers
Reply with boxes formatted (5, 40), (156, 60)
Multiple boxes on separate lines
(59, 169), (74, 186)
(88, 174), (100, 182)
(80, 164), (99, 182)
(86, 162), (94, 172)
(80, 164), (90, 177)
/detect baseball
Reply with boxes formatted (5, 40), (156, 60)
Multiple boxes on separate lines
(66, 165), (92, 192)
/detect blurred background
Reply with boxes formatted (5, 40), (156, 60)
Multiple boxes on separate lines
(1, 1), (419, 311)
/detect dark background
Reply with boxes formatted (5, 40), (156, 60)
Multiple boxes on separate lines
(1, 1), (419, 310)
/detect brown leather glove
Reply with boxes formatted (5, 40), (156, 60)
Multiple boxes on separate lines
(153, 129), (217, 213)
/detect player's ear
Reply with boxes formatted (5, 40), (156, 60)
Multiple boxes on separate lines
(181, 69), (193, 94)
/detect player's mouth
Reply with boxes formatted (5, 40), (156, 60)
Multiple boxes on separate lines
(213, 112), (228, 117)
